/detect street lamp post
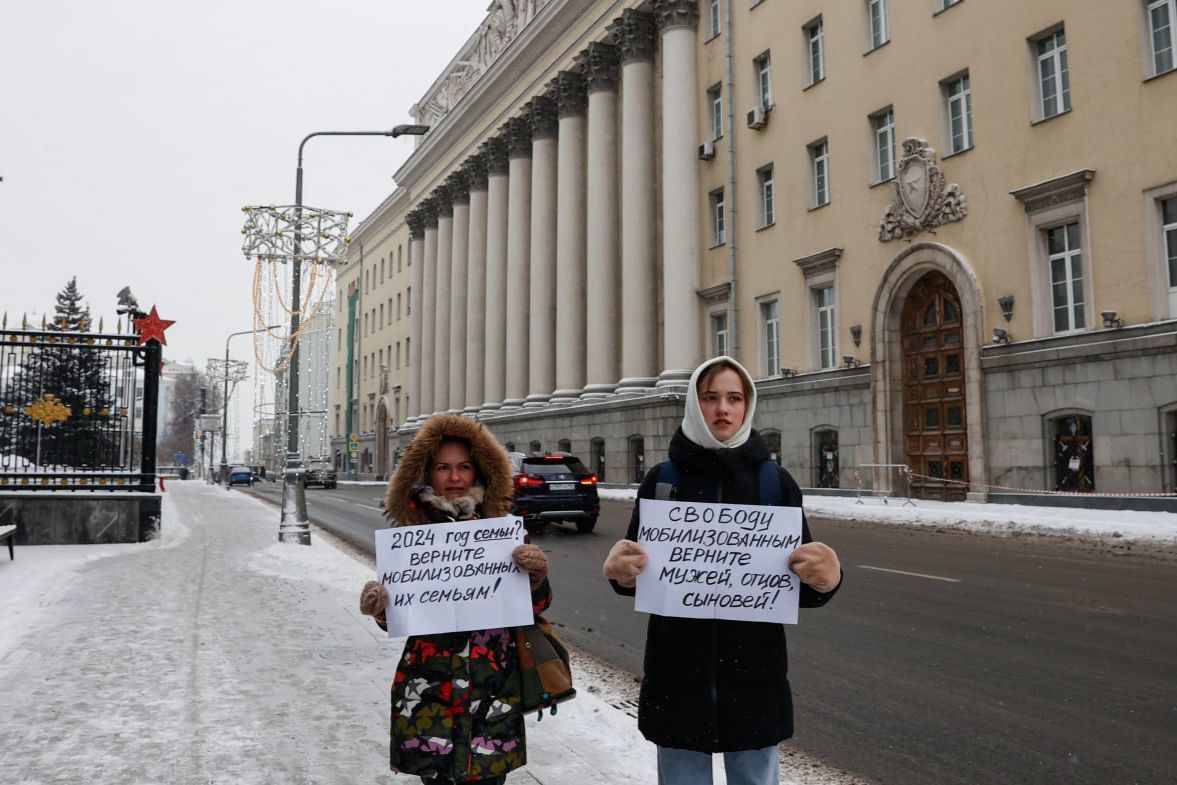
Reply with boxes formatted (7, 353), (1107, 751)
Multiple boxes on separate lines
(218, 326), (279, 482)
(279, 123), (430, 545)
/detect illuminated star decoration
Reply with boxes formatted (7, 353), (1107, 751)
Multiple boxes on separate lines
(132, 306), (176, 346)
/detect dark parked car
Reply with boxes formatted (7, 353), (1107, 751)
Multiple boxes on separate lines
(227, 465), (253, 487)
(509, 452), (599, 534)
(303, 459), (337, 489)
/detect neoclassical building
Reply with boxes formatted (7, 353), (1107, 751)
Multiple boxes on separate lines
(332, 0), (1177, 501)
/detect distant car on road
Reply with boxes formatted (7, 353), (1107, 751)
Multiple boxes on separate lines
(303, 459), (337, 490)
(227, 465), (254, 487)
(509, 452), (599, 534)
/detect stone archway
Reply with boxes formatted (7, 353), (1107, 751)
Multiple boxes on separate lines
(870, 242), (988, 501)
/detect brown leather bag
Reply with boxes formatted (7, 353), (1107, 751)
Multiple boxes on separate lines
(514, 615), (576, 719)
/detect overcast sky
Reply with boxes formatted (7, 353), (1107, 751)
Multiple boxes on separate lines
(1, 1), (483, 459)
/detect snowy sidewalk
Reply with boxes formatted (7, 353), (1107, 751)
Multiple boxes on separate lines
(0, 483), (659, 785)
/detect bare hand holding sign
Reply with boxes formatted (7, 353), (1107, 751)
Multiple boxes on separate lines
(374, 516), (533, 636)
(636, 499), (804, 624)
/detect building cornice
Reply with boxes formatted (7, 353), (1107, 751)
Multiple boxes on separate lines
(792, 246), (843, 279)
(1009, 169), (1095, 214)
(350, 187), (410, 247)
(394, 0), (610, 189)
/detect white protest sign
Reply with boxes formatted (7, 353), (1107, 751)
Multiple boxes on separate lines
(374, 516), (533, 637)
(635, 498), (804, 624)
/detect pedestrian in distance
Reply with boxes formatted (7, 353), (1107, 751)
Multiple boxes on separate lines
(603, 355), (842, 785)
(359, 414), (551, 785)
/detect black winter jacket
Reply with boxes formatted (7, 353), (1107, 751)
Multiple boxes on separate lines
(612, 427), (840, 753)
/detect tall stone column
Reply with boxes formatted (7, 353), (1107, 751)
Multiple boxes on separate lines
(481, 137), (510, 412)
(433, 185), (453, 415)
(526, 95), (558, 407)
(551, 71), (588, 403)
(406, 211), (425, 423)
(579, 41), (620, 398)
(616, 9), (659, 392)
(655, 0), (703, 385)
(463, 154), (489, 416)
(419, 200), (439, 420)
(447, 171), (470, 413)
(504, 116), (532, 409)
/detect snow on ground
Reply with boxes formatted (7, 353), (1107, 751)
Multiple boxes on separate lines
(597, 486), (1177, 544)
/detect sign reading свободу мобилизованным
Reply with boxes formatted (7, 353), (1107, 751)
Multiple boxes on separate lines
(635, 499), (803, 624)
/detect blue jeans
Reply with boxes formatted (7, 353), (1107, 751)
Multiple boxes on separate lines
(656, 745), (779, 785)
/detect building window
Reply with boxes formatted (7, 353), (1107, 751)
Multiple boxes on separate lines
(711, 188), (726, 246)
(708, 84), (723, 140)
(397, 293), (402, 320)
(754, 52), (773, 108)
(398, 245), (403, 273)
(406, 287), (411, 315)
(1148, 0), (1176, 75)
(379, 303), (384, 329)
(708, 0), (721, 39)
(405, 337), (410, 365)
(871, 108), (896, 183)
(396, 341), (401, 369)
(1051, 413), (1094, 492)
(815, 286), (837, 369)
(868, 0), (889, 49)
(758, 165), (775, 226)
(1034, 28), (1070, 120)
(761, 299), (780, 377)
(943, 72), (973, 154)
(1047, 222), (1085, 333)
(380, 257), (385, 283)
(711, 312), (729, 356)
(809, 139), (830, 208)
(1163, 196), (1177, 313)
(804, 17), (824, 86)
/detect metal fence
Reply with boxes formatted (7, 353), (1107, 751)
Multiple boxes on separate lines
(0, 326), (160, 492)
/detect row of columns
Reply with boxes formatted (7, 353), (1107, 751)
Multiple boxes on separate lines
(407, 1), (702, 424)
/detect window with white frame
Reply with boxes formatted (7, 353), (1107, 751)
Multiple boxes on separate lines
(711, 312), (729, 357)
(754, 52), (773, 108)
(708, 84), (723, 140)
(871, 108), (896, 182)
(868, 0), (889, 49)
(758, 165), (775, 226)
(805, 17), (825, 86)
(809, 139), (830, 207)
(1034, 28), (1070, 119)
(1148, 0), (1176, 76)
(711, 188), (726, 245)
(815, 286), (837, 369)
(761, 300), (780, 377)
(943, 72), (973, 154)
(1047, 222), (1085, 333)
(708, 0), (721, 39)
(1164, 196), (1177, 311)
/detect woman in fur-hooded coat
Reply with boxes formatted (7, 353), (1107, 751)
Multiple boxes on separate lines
(365, 414), (551, 785)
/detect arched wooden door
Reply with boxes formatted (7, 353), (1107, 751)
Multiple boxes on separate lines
(902, 271), (969, 501)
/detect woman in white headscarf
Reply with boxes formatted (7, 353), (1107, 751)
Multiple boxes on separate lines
(603, 356), (842, 785)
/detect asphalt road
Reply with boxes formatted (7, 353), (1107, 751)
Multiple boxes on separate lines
(244, 481), (1177, 785)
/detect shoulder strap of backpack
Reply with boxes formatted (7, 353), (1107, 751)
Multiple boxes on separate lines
(654, 461), (679, 501)
(758, 460), (782, 506)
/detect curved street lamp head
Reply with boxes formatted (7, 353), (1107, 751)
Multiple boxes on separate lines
(390, 124), (431, 138)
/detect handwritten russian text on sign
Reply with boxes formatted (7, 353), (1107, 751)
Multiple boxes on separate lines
(635, 499), (803, 624)
(374, 516), (533, 636)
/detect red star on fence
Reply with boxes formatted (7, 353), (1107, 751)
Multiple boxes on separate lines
(132, 306), (176, 346)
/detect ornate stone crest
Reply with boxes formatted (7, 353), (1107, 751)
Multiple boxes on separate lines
(878, 138), (967, 241)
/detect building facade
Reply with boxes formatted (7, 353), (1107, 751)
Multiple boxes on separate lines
(332, 0), (1177, 498)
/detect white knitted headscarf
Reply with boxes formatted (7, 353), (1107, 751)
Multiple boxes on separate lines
(681, 356), (758, 450)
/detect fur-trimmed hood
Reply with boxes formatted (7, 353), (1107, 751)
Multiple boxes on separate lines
(385, 414), (513, 525)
